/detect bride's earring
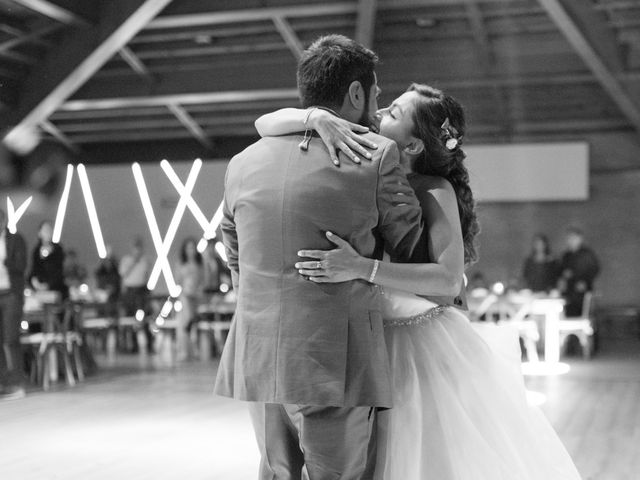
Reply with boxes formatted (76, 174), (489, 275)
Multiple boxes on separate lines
(403, 139), (424, 156)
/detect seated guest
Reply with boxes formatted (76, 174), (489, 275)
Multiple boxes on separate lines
(175, 237), (204, 360)
(119, 236), (152, 352)
(521, 233), (560, 293)
(558, 227), (600, 317)
(63, 248), (88, 289)
(202, 240), (228, 294)
(467, 271), (489, 292)
(29, 220), (67, 301)
(0, 208), (27, 400)
(94, 244), (121, 317)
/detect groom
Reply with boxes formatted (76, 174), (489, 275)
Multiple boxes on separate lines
(215, 35), (424, 479)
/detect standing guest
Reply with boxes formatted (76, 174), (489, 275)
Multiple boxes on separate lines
(558, 227), (600, 316)
(174, 237), (204, 360)
(521, 233), (560, 293)
(63, 248), (88, 289)
(0, 208), (27, 400)
(119, 236), (152, 352)
(202, 240), (230, 294)
(94, 244), (121, 317)
(29, 220), (67, 300)
(467, 271), (489, 292)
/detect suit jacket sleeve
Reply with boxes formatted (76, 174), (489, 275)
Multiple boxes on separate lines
(220, 165), (239, 290)
(376, 141), (424, 261)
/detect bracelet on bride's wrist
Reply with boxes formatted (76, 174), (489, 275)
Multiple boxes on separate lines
(369, 259), (380, 283)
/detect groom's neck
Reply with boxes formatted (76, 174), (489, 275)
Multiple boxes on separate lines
(337, 103), (363, 125)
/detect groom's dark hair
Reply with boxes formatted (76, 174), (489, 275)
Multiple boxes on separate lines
(297, 34), (378, 110)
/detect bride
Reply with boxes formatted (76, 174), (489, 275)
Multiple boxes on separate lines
(255, 83), (582, 479)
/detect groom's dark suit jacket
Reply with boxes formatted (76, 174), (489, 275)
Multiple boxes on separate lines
(214, 131), (424, 408)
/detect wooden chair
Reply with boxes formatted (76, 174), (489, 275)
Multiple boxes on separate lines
(559, 292), (595, 359)
(195, 300), (235, 359)
(78, 301), (118, 357)
(20, 302), (84, 390)
(478, 292), (541, 363)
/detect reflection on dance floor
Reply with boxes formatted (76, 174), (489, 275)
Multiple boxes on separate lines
(2, 337), (640, 480)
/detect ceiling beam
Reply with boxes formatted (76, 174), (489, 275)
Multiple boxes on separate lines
(463, 0), (492, 64)
(272, 16), (303, 60)
(167, 103), (213, 149)
(133, 42), (287, 60)
(147, 3), (355, 29)
(59, 88), (299, 111)
(0, 48), (37, 65)
(53, 113), (264, 133)
(51, 68), (640, 114)
(7, 0), (91, 27)
(40, 119), (79, 152)
(2, 0), (174, 152)
(65, 117), (631, 145)
(118, 46), (153, 80)
(537, 0), (640, 133)
(463, 0), (511, 134)
(49, 70), (626, 113)
(355, 0), (377, 48)
(594, 1), (640, 11)
(67, 126), (259, 144)
(0, 24), (60, 53)
(145, 0), (513, 30)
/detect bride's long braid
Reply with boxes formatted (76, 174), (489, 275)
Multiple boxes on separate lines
(408, 83), (480, 266)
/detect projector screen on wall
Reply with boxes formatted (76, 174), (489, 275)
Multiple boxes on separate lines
(465, 142), (589, 202)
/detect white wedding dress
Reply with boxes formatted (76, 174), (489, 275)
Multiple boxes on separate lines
(375, 287), (582, 480)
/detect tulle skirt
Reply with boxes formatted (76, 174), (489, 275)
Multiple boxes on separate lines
(375, 306), (582, 480)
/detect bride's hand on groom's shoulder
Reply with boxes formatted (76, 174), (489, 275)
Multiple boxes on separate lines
(309, 109), (378, 167)
(295, 232), (370, 283)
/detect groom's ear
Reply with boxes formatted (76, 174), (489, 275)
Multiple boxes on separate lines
(347, 81), (365, 110)
(403, 138), (424, 156)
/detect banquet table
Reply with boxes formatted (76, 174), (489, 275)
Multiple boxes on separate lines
(196, 295), (236, 360)
(22, 293), (103, 386)
(468, 290), (566, 363)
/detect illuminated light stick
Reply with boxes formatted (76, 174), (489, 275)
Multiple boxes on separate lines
(196, 201), (225, 254)
(196, 237), (208, 254)
(159, 160), (224, 254)
(52, 164), (74, 244)
(160, 159), (210, 231)
(6, 196), (32, 234)
(146, 159), (202, 291)
(214, 241), (228, 263)
(131, 162), (181, 297)
(6, 198), (14, 231)
(76, 164), (107, 259)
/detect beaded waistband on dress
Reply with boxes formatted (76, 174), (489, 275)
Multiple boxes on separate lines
(383, 305), (448, 327)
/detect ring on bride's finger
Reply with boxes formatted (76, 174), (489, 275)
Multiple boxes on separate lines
(315, 261), (323, 269)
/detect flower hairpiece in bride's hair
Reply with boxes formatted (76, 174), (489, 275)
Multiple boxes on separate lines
(441, 117), (462, 151)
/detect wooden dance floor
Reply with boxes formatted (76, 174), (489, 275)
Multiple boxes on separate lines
(1, 336), (639, 480)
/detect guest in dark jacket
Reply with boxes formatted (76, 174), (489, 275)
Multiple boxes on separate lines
(29, 220), (67, 300)
(558, 227), (600, 316)
(94, 244), (121, 317)
(0, 208), (27, 400)
(521, 234), (560, 293)
(63, 248), (88, 289)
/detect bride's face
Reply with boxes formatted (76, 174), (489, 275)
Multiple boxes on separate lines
(376, 91), (418, 150)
